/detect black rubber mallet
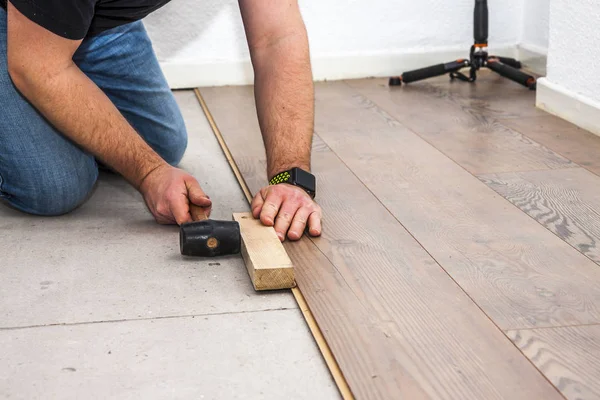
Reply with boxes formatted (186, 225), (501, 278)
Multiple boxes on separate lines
(179, 205), (241, 257)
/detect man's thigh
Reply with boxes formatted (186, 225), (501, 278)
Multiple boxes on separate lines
(0, 8), (98, 216)
(73, 21), (188, 166)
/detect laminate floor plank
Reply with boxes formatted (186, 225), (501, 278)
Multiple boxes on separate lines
(346, 78), (572, 175)
(507, 325), (600, 400)
(480, 168), (600, 265)
(500, 115), (600, 177)
(312, 80), (600, 330)
(200, 86), (562, 400)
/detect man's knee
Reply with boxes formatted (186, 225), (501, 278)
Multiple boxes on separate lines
(1, 158), (98, 216)
(157, 109), (188, 166)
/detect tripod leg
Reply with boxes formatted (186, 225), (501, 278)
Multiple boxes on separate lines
(491, 56), (522, 69)
(486, 59), (536, 89)
(390, 60), (469, 86)
(474, 0), (489, 44)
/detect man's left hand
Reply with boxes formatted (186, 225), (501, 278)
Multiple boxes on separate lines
(251, 184), (322, 241)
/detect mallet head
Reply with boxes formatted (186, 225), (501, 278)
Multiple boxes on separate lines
(180, 219), (241, 257)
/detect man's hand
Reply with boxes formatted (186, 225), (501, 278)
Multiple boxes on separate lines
(7, 3), (171, 198)
(139, 164), (212, 225)
(251, 184), (321, 241)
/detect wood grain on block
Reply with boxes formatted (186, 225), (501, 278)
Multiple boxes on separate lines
(507, 325), (600, 400)
(201, 86), (562, 399)
(345, 78), (572, 175)
(233, 212), (294, 291)
(311, 80), (600, 330)
(480, 168), (600, 265)
(501, 115), (600, 177)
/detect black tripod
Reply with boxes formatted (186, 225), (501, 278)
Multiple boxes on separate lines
(389, 0), (536, 90)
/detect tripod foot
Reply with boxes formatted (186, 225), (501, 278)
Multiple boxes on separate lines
(487, 59), (536, 90)
(389, 77), (402, 86)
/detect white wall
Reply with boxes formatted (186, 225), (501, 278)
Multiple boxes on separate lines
(144, 0), (522, 88)
(536, 0), (600, 135)
(519, 0), (550, 54)
(546, 0), (600, 102)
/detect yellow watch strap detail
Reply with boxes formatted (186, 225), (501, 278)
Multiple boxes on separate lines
(269, 171), (291, 185)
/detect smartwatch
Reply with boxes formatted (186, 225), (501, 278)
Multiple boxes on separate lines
(269, 167), (316, 198)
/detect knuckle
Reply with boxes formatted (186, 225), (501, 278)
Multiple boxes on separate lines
(156, 204), (169, 216)
(165, 190), (177, 203)
(292, 194), (303, 203)
(264, 202), (279, 211)
(292, 188), (305, 198)
(295, 216), (307, 224)
(279, 211), (293, 221)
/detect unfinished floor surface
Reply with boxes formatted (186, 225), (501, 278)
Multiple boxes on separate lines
(0, 91), (338, 399)
(199, 70), (600, 400)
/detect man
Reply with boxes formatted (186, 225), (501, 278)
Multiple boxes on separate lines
(0, 0), (322, 242)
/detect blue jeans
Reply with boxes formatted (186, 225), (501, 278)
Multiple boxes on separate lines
(0, 9), (187, 216)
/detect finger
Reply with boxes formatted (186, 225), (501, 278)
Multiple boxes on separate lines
(273, 203), (297, 241)
(287, 207), (312, 241)
(251, 191), (265, 219)
(307, 210), (322, 237)
(259, 190), (283, 227)
(186, 179), (212, 208)
(170, 195), (193, 226)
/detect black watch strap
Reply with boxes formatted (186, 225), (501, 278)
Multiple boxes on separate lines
(269, 168), (316, 198)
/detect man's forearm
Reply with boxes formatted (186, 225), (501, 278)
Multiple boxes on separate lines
(251, 32), (314, 179)
(11, 63), (166, 189)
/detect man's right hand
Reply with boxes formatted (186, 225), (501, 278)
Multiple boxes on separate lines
(8, 3), (200, 222)
(139, 164), (212, 225)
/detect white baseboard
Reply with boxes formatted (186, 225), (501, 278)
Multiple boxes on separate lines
(518, 43), (548, 57)
(160, 44), (517, 89)
(160, 61), (254, 89)
(536, 77), (600, 137)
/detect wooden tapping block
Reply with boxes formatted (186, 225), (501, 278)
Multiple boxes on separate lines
(233, 212), (295, 291)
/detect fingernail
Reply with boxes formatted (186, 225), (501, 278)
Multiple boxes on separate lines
(277, 232), (284, 241)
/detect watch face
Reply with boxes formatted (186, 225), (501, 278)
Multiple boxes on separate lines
(292, 168), (316, 195)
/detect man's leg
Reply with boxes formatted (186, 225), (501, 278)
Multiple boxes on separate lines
(0, 8), (98, 216)
(73, 21), (188, 167)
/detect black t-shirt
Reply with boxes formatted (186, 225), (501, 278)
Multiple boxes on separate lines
(1, 0), (170, 39)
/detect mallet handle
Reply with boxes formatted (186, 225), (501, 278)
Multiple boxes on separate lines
(189, 204), (209, 222)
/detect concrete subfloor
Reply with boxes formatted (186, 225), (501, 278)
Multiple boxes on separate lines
(0, 91), (338, 399)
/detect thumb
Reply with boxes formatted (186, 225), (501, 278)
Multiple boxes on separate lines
(186, 178), (212, 207)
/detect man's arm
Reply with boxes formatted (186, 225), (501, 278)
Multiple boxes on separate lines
(6, 3), (211, 224)
(239, 0), (322, 241)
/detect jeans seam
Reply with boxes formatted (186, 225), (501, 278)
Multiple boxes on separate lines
(0, 171), (8, 198)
